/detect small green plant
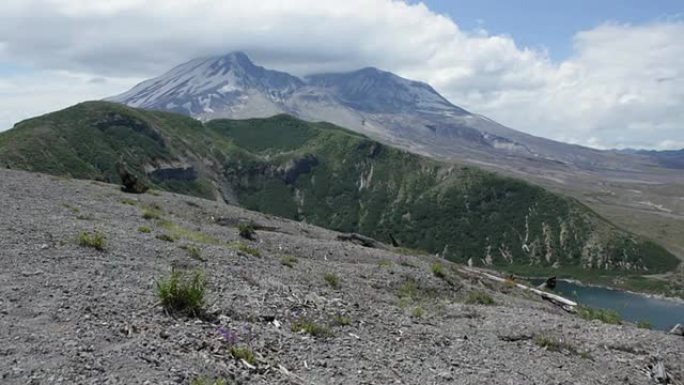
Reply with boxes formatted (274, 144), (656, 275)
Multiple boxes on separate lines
(577, 305), (621, 325)
(180, 244), (204, 261)
(63, 203), (80, 213)
(431, 263), (446, 279)
(291, 317), (333, 338)
(332, 314), (352, 326)
(138, 225), (152, 233)
(156, 233), (177, 242)
(76, 213), (94, 221)
(280, 255), (298, 268)
(323, 272), (341, 288)
(78, 230), (106, 251)
(398, 259), (417, 268)
(465, 291), (495, 305)
(378, 259), (392, 268)
(120, 198), (137, 206)
(230, 241), (261, 257)
(191, 376), (228, 385)
(238, 224), (256, 240)
(636, 320), (653, 329)
(412, 306), (425, 318)
(533, 334), (589, 358)
(156, 269), (206, 316)
(230, 345), (256, 365)
(142, 206), (162, 220)
(398, 277), (418, 299)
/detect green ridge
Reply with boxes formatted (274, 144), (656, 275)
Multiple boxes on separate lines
(1, 101), (678, 278)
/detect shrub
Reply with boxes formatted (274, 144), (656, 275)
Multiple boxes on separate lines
(78, 230), (106, 251)
(323, 272), (341, 288)
(280, 255), (298, 268)
(156, 270), (206, 316)
(291, 317), (333, 338)
(465, 291), (495, 305)
(138, 225), (152, 233)
(238, 224), (256, 240)
(577, 306), (621, 325)
(230, 346), (256, 365)
(431, 263), (446, 279)
(636, 320), (653, 329)
(412, 306), (425, 318)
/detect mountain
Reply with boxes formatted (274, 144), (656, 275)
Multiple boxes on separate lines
(1, 101), (679, 283)
(110, 52), (304, 120)
(106, 52), (646, 169)
(107, 52), (684, 262)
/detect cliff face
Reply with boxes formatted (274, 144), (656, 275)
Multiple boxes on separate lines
(0, 101), (678, 275)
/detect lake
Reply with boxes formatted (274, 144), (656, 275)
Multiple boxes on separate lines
(531, 279), (684, 331)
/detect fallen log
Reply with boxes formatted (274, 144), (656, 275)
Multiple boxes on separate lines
(459, 267), (577, 311)
(336, 233), (389, 250)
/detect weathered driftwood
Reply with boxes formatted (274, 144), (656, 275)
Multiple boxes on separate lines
(460, 267), (577, 311)
(669, 323), (683, 337)
(648, 356), (672, 384)
(336, 233), (389, 250)
(214, 217), (281, 232)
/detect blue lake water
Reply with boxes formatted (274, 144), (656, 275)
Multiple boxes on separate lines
(532, 280), (684, 331)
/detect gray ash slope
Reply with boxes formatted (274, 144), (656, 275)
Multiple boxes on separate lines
(1, 168), (681, 384)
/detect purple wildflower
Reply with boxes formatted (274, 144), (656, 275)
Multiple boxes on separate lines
(217, 326), (237, 345)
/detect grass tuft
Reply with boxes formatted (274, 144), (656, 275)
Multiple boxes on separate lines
(78, 230), (106, 251)
(137, 225), (152, 233)
(636, 320), (652, 329)
(465, 291), (495, 305)
(323, 272), (341, 288)
(331, 314), (352, 326)
(180, 244), (204, 261)
(291, 317), (334, 338)
(156, 269), (206, 316)
(431, 262), (446, 279)
(230, 346), (256, 365)
(120, 198), (137, 206)
(156, 233), (177, 242)
(142, 208), (162, 220)
(280, 255), (298, 268)
(191, 377), (229, 385)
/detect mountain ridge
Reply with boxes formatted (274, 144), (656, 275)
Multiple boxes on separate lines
(1, 101), (680, 283)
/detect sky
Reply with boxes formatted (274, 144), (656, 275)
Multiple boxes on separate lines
(1, 0), (683, 150)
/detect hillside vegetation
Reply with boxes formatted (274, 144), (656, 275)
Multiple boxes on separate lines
(0, 101), (678, 278)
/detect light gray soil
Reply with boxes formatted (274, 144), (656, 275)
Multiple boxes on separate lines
(0, 168), (681, 384)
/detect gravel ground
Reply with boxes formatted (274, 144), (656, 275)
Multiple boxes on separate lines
(0, 168), (681, 385)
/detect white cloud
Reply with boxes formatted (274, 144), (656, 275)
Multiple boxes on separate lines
(0, 0), (682, 149)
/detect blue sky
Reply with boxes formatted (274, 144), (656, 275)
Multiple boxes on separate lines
(424, 0), (683, 60)
(1, 0), (683, 149)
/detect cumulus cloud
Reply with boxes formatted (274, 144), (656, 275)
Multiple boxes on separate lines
(0, 0), (682, 149)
